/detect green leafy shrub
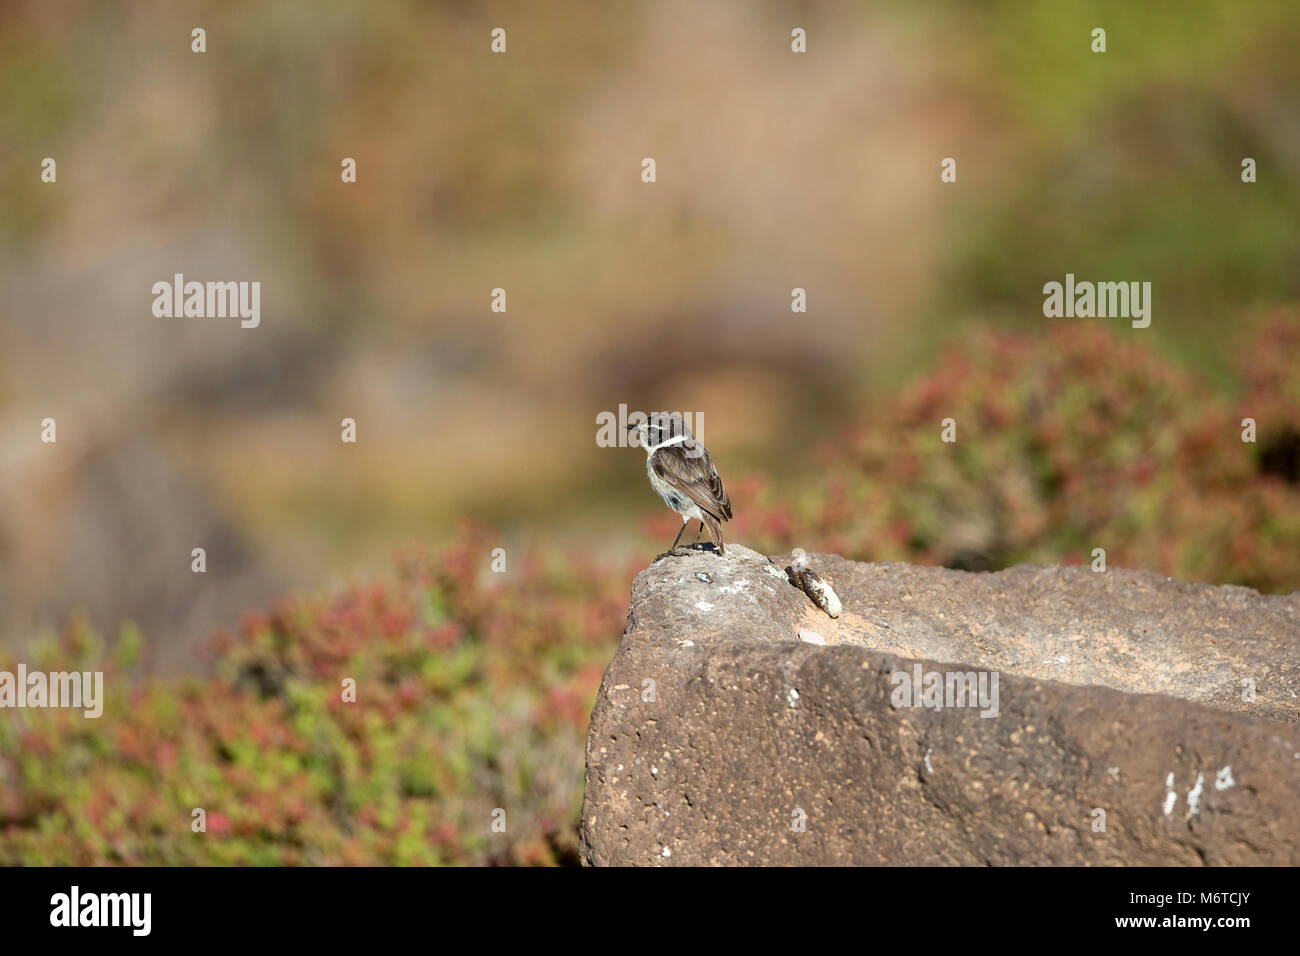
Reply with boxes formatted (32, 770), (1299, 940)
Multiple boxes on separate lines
(727, 315), (1300, 593)
(0, 526), (632, 865)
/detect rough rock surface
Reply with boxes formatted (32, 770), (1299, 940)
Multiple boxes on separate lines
(580, 544), (1300, 865)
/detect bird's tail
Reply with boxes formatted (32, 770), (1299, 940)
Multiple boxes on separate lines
(702, 513), (725, 555)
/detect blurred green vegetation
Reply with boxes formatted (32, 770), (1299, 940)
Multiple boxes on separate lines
(1, 527), (632, 865)
(3, 1), (1296, 603)
(4, 318), (1298, 865)
(732, 313), (1300, 593)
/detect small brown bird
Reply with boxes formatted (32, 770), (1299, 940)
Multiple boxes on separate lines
(627, 412), (732, 556)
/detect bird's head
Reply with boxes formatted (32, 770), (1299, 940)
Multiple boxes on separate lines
(627, 411), (692, 451)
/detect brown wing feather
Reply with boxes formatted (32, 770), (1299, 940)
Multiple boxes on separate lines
(652, 439), (732, 522)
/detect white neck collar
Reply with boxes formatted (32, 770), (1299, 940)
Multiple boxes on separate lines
(644, 432), (689, 454)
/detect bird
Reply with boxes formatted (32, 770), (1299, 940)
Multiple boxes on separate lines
(627, 412), (732, 556)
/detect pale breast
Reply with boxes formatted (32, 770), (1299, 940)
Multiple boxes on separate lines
(647, 456), (704, 520)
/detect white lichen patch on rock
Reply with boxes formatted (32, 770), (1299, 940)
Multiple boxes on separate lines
(763, 563), (788, 582)
(717, 578), (757, 603)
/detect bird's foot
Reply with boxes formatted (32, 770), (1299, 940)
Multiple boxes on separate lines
(654, 547), (693, 562)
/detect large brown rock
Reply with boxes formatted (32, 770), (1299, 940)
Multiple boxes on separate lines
(580, 545), (1300, 865)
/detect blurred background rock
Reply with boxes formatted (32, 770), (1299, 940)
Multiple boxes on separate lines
(1, 0), (1297, 671)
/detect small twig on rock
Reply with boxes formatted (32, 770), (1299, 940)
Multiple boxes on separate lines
(785, 548), (842, 618)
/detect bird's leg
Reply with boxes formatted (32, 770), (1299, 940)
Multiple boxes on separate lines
(666, 518), (690, 556)
(691, 521), (703, 548)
